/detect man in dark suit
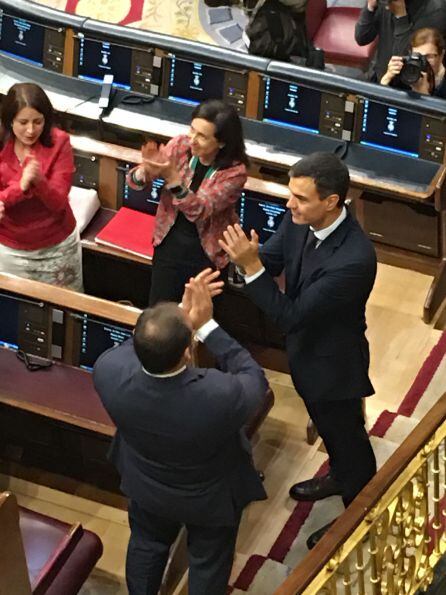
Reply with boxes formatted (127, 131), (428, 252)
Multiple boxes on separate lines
(219, 152), (377, 548)
(93, 272), (267, 595)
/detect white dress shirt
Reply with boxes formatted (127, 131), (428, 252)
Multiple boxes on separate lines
(245, 207), (347, 284)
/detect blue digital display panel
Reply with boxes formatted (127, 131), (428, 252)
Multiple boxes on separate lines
(122, 165), (164, 216)
(0, 10), (44, 67)
(238, 190), (287, 245)
(79, 314), (132, 371)
(77, 36), (132, 90)
(262, 77), (321, 134)
(0, 292), (20, 350)
(359, 99), (422, 158)
(168, 55), (225, 105)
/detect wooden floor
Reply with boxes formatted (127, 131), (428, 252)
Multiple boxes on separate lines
(0, 263), (441, 591)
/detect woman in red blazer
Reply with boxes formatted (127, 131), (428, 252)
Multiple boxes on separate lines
(128, 99), (248, 305)
(0, 83), (82, 291)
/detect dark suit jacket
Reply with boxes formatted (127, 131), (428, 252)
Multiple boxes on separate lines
(93, 327), (267, 527)
(244, 211), (376, 403)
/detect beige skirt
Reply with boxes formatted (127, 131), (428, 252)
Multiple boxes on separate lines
(0, 226), (83, 292)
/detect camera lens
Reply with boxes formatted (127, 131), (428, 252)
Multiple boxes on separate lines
(400, 62), (422, 85)
(399, 54), (425, 86)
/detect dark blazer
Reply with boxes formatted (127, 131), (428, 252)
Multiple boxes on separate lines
(244, 211), (376, 403)
(93, 327), (267, 527)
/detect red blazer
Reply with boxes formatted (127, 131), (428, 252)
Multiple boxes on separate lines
(0, 128), (76, 250)
(128, 135), (247, 268)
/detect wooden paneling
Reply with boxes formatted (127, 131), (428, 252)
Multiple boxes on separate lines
(0, 273), (140, 327)
(98, 157), (119, 209)
(246, 71), (262, 120)
(0, 493), (32, 595)
(62, 28), (75, 77)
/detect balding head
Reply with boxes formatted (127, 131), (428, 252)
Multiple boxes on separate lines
(133, 303), (192, 374)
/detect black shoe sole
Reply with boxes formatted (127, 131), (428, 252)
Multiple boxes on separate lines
(289, 489), (342, 502)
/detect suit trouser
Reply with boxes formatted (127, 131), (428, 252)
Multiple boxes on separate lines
(305, 398), (377, 507)
(126, 500), (240, 595)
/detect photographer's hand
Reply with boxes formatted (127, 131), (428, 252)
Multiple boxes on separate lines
(388, 0), (407, 18)
(380, 56), (404, 85)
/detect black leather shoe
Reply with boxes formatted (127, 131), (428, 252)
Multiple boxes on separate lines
(306, 520), (335, 549)
(288, 473), (342, 502)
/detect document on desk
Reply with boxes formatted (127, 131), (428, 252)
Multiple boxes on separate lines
(95, 207), (155, 260)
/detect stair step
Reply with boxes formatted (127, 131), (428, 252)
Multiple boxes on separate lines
(233, 558), (291, 594)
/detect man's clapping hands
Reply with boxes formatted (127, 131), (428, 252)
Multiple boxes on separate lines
(181, 268), (224, 330)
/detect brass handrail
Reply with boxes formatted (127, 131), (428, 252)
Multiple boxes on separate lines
(274, 392), (446, 595)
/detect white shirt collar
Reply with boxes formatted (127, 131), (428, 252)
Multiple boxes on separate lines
(310, 206), (347, 243)
(142, 364), (187, 378)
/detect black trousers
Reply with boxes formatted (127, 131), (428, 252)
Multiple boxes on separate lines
(149, 251), (228, 307)
(305, 398), (376, 507)
(126, 500), (240, 595)
(149, 256), (212, 306)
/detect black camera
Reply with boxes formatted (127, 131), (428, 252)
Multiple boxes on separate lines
(399, 53), (429, 85)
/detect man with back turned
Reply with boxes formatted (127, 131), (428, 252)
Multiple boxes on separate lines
(93, 271), (267, 594)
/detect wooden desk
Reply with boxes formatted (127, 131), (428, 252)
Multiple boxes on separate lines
(0, 274), (276, 490)
(0, 348), (114, 437)
(0, 352), (119, 490)
(0, 273), (138, 486)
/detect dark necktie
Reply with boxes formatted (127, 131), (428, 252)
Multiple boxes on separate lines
(299, 230), (318, 281)
(304, 229), (317, 253)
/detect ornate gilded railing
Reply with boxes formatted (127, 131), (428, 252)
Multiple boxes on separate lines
(275, 393), (446, 595)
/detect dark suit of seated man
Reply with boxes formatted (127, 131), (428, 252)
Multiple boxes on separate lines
(219, 152), (377, 549)
(93, 272), (267, 595)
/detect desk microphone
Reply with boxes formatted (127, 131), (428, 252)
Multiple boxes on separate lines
(17, 350), (53, 372)
(98, 74), (116, 118)
(334, 142), (348, 161)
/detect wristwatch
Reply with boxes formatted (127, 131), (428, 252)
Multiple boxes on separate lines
(169, 184), (189, 199)
(131, 169), (145, 187)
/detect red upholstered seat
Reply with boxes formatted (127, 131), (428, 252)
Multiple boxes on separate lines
(12, 508), (102, 595)
(0, 492), (103, 594)
(306, 0), (377, 69)
(19, 506), (103, 595)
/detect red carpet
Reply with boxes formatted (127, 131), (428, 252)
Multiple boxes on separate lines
(64, 0), (145, 25)
(231, 329), (446, 592)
